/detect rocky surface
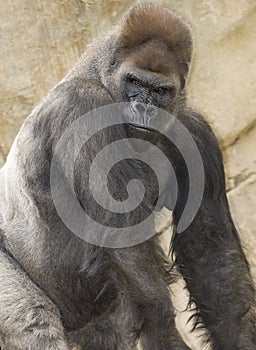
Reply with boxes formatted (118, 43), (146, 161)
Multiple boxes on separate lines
(0, 1), (255, 349)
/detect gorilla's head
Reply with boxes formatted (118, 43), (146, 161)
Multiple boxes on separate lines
(69, 4), (192, 115)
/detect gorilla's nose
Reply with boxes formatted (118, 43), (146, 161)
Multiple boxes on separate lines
(132, 101), (157, 120)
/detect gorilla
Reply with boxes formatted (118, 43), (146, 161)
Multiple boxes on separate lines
(0, 4), (255, 350)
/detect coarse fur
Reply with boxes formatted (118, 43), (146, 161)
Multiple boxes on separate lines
(0, 3), (255, 350)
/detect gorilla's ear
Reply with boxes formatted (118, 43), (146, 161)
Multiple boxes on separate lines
(118, 4), (193, 72)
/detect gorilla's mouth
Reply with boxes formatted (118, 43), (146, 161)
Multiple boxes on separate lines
(124, 123), (159, 153)
(126, 123), (156, 133)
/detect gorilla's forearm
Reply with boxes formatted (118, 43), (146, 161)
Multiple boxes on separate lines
(0, 248), (69, 350)
(172, 111), (256, 349)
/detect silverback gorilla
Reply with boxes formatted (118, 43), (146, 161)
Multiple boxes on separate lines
(0, 4), (255, 350)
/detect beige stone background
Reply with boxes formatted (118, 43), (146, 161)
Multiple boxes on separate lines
(0, 0), (255, 349)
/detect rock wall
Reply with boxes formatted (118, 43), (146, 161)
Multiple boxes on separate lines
(0, 1), (255, 349)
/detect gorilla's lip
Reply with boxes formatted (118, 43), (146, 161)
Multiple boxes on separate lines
(126, 123), (156, 133)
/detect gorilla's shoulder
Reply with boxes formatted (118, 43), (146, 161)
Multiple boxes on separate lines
(47, 78), (112, 106)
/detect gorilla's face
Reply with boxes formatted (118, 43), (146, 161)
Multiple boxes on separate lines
(103, 40), (186, 140)
(108, 40), (186, 109)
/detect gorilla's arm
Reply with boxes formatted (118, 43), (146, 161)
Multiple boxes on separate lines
(0, 247), (68, 350)
(0, 78), (114, 350)
(172, 110), (256, 349)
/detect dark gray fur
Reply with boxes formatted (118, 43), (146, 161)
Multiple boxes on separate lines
(0, 4), (255, 350)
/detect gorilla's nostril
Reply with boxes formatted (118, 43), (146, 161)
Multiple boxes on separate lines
(134, 102), (146, 114)
(132, 102), (157, 119)
(147, 106), (157, 118)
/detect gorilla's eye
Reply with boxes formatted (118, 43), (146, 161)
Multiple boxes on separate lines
(127, 75), (141, 86)
(132, 79), (140, 85)
(155, 87), (169, 95)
